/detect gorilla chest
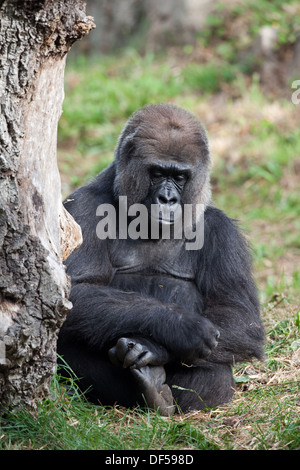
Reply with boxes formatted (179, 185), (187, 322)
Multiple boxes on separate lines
(109, 238), (194, 278)
(109, 239), (202, 312)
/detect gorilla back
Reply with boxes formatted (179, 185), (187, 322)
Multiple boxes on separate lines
(58, 103), (264, 416)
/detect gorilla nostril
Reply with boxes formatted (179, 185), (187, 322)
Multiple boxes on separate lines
(158, 194), (169, 205)
(158, 194), (178, 206)
(169, 196), (178, 205)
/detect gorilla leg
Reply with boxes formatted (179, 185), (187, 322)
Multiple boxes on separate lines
(166, 362), (235, 412)
(58, 343), (141, 408)
(58, 343), (234, 414)
(59, 342), (174, 414)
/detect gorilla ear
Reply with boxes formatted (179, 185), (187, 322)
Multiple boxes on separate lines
(113, 130), (137, 200)
(115, 130), (136, 162)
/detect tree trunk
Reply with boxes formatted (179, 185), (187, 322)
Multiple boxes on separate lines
(0, 0), (93, 409)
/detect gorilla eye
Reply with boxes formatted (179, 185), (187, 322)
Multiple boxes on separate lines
(151, 169), (164, 179)
(174, 174), (186, 183)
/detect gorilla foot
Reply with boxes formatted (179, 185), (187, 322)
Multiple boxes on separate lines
(131, 365), (175, 417)
(108, 337), (172, 369)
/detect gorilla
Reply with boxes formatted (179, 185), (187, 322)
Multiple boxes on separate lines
(58, 103), (264, 416)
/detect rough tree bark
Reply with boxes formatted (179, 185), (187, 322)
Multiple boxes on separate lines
(0, 0), (93, 409)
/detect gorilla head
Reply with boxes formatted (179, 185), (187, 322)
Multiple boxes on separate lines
(113, 104), (212, 217)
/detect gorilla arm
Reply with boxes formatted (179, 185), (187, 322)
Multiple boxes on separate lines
(58, 281), (219, 363)
(196, 207), (265, 364)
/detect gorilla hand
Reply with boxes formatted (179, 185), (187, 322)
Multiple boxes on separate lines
(169, 315), (220, 363)
(108, 337), (172, 369)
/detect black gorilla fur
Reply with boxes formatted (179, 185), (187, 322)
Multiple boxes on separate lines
(58, 103), (264, 415)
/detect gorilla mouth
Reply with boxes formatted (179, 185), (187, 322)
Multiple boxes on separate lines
(152, 214), (175, 225)
(150, 204), (182, 225)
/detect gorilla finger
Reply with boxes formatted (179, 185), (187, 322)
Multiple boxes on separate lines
(108, 346), (122, 367)
(197, 335), (219, 359)
(208, 329), (220, 350)
(130, 366), (150, 387)
(122, 343), (145, 368)
(130, 351), (153, 369)
(131, 365), (166, 388)
(115, 337), (137, 362)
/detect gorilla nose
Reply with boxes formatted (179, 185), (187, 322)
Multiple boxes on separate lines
(156, 189), (178, 206)
(158, 195), (178, 205)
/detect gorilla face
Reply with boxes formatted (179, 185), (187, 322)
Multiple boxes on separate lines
(147, 162), (189, 225)
(113, 104), (212, 218)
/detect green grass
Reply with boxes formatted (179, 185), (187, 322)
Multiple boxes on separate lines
(0, 363), (219, 450)
(1, 341), (299, 450)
